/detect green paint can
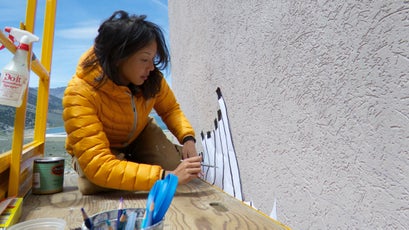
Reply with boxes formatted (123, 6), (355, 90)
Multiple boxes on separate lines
(32, 157), (65, 194)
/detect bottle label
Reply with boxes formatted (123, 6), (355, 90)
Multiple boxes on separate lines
(0, 70), (27, 101)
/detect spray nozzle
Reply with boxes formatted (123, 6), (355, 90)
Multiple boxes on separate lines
(5, 27), (39, 51)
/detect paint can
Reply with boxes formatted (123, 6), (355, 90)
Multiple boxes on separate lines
(32, 157), (65, 194)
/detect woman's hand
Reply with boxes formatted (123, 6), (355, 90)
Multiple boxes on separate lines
(166, 155), (202, 184)
(182, 140), (197, 159)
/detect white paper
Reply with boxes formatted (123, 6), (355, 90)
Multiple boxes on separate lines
(200, 87), (244, 201)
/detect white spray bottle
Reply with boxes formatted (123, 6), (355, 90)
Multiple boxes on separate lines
(0, 27), (39, 107)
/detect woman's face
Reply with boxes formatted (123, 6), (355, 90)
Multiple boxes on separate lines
(117, 41), (157, 86)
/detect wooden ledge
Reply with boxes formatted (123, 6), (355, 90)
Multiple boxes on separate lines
(19, 171), (290, 229)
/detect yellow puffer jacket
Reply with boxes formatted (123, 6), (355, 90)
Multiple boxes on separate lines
(62, 48), (194, 191)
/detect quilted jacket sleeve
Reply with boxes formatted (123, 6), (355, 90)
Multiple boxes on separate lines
(154, 77), (195, 144)
(63, 78), (162, 191)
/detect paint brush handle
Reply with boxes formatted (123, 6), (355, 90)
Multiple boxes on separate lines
(106, 219), (113, 230)
(117, 210), (127, 230)
(141, 202), (154, 228)
(201, 163), (217, 168)
(81, 207), (93, 229)
(180, 159), (217, 168)
(117, 197), (124, 226)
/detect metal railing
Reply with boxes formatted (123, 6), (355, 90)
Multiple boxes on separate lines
(0, 0), (57, 198)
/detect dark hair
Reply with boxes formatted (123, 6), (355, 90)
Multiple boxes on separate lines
(82, 10), (169, 99)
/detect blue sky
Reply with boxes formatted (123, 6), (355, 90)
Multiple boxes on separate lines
(0, 0), (169, 88)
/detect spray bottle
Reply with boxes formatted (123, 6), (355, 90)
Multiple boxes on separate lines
(0, 27), (39, 107)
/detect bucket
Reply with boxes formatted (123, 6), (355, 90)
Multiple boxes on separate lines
(32, 157), (65, 194)
(7, 218), (66, 230)
(81, 208), (164, 230)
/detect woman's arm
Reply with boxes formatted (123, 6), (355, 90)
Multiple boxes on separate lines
(154, 77), (195, 144)
(63, 78), (162, 191)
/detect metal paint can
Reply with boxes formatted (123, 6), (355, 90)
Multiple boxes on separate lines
(32, 157), (65, 194)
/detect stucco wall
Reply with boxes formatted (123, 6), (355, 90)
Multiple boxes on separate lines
(168, 1), (409, 229)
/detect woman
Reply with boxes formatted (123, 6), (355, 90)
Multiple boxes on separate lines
(63, 10), (202, 194)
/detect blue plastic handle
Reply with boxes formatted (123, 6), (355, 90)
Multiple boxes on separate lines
(152, 174), (178, 224)
(141, 174), (178, 228)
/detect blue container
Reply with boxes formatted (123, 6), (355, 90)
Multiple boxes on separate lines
(81, 208), (163, 230)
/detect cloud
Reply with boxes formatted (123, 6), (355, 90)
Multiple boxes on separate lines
(2, 0), (170, 89)
(0, 2), (25, 24)
(151, 0), (168, 10)
(56, 26), (99, 40)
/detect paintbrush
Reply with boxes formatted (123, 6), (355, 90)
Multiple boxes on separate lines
(81, 207), (92, 229)
(180, 159), (217, 168)
(201, 163), (218, 168)
(117, 210), (127, 230)
(106, 219), (113, 230)
(141, 201), (154, 228)
(116, 197), (124, 228)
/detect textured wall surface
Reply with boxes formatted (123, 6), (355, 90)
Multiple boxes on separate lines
(168, 1), (409, 229)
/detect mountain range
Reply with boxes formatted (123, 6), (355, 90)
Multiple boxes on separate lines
(0, 87), (66, 134)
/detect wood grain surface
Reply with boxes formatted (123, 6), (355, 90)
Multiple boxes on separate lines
(20, 172), (290, 230)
